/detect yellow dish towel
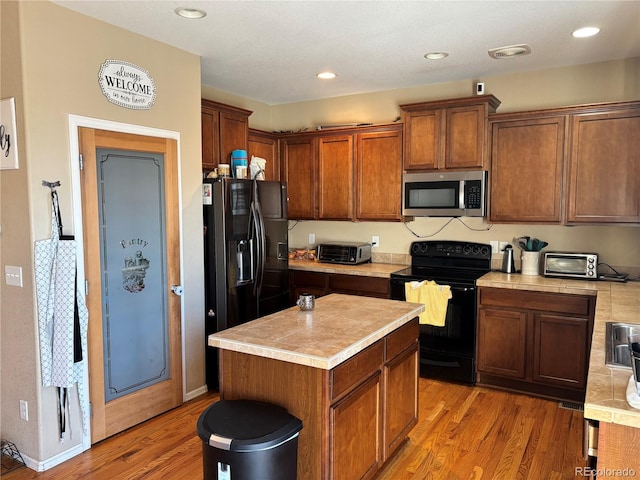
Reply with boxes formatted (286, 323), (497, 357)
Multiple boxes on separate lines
(405, 280), (452, 327)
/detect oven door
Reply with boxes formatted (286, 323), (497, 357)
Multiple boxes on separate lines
(390, 277), (478, 384)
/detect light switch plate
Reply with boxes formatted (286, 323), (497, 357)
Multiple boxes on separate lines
(5, 265), (23, 287)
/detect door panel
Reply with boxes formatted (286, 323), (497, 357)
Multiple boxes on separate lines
(79, 128), (182, 443)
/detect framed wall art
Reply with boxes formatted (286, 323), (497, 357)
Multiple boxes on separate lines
(0, 97), (18, 170)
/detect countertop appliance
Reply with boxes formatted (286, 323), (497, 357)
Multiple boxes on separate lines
(317, 242), (372, 265)
(543, 252), (598, 280)
(402, 170), (487, 217)
(203, 178), (289, 389)
(390, 240), (492, 385)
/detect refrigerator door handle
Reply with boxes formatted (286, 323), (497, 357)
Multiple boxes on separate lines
(253, 200), (266, 296)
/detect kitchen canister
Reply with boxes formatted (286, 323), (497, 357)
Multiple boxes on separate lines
(231, 149), (248, 178)
(521, 251), (541, 275)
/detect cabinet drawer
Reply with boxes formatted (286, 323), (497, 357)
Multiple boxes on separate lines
(479, 287), (592, 316)
(291, 270), (327, 289)
(385, 318), (419, 361)
(331, 341), (383, 401)
(329, 274), (389, 297)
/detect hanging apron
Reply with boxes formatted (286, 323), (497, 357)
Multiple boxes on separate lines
(34, 190), (89, 440)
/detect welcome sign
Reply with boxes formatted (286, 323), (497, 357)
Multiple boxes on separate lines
(98, 60), (156, 110)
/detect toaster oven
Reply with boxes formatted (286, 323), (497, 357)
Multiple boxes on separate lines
(543, 252), (598, 280)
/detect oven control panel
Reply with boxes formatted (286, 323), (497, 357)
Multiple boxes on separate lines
(410, 241), (491, 260)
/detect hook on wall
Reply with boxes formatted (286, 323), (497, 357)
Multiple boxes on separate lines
(42, 180), (61, 190)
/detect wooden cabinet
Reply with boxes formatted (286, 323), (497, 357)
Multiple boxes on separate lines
(477, 287), (595, 402)
(489, 115), (566, 223)
(401, 95), (501, 171)
(318, 135), (354, 219)
(488, 100), (640, 224)
(567, 106), (640, 223)
(282, 124), (403, 221)
(289, 270), (390, 304)
(282, 135), (317, 219)
(596, 422), (640, 476)
(248, 128), (280, 181)
(356, 129), (403, 221)
(220, 317), (419, 480)
(201, 99), (252, 171)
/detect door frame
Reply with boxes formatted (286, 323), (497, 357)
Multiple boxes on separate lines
(67, 115), (185, 451)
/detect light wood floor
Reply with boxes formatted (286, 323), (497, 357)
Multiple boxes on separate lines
(3, 379), (585, 480)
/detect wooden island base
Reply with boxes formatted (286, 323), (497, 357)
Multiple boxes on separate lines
(218, 317), (420, 480)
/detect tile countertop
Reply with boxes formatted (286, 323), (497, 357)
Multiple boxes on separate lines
(288, 258), (407, 278)
(208, 293), (424, 370)
(477, 272), (640, 428)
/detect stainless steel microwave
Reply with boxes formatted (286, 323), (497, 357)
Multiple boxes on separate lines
(402, 170), (487, 217)
(543, 252), (598, 280)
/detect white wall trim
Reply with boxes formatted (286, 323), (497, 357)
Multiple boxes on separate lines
(66, 114), (185, 454)
(19, 443), (85, 472)
(185, 384), (209, 402)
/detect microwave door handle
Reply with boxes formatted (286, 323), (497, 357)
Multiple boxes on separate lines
(459, 180), (466, 209)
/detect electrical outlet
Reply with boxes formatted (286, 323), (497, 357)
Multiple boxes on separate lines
(371, 236), (379, 248)
(499, 241), (508, 252)
(308, 233), (315, 245)
(20, 400), (28, 421)
(490, 241), (499, 254)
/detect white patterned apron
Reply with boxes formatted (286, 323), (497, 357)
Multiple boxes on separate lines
(34, 189), (89, 441)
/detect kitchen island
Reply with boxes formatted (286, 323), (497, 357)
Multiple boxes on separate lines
(208, 294), (424, 480)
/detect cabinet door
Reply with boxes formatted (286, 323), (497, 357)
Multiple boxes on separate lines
(444, 104), (486, 169)
(201, 108), (220, 170)
(477, 307), (527, 379)
(383, 343), (418, 460)
(318, 135), (353, 219)
(330, 373), (382, 480)
(489, 116), (565, 223)
(283, 136), (317, 219)
(248, 129), (280, 181)
(403, 109), (441, 170)
(567, 108), (640, 223)
(219, 110), (249, 165)
(356, 129), (402, 221)
(532, 313), (589, 389)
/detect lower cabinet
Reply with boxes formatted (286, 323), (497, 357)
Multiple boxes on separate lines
(290, 270), (390, 304)
(477, 287), (595, 402)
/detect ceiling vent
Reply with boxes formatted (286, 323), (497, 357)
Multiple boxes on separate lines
(488, 44), (532, 59)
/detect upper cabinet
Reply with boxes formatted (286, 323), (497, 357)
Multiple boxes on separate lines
(489, 114), (566, 223)
(201, 99), (252, 171)
(282, 124), (403, 221)
(400, 95), (501, 171)
(248, 129), (280, 181)
(567, 106), (640, 223)
(489, 101), (640, 225)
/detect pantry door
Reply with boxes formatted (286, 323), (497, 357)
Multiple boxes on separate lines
(78, 128), (182, 443)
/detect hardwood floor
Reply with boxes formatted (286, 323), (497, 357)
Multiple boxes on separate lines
(3, 379), (585, 480)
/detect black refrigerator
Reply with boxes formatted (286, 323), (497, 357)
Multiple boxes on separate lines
(203, 178), (289, 390)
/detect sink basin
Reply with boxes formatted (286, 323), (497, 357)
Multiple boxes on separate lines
(606, 322), (640, 367)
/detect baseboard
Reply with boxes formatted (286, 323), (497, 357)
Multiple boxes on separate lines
(20, 442), (86, 472)
(185, 384), (208, 401)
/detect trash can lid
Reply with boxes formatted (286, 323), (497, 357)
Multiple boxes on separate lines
(197, 399), (303, 452)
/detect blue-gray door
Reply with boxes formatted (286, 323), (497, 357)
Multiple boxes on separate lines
(79, 128), (182, 443)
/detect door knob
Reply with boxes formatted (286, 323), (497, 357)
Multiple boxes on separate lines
(171, 285), (184, 296)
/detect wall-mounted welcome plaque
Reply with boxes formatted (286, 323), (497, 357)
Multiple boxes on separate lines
(0, 97), (18, 170)
(98, 60), (156, 110)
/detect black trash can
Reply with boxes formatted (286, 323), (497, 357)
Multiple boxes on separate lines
(197, 399), (303, 480)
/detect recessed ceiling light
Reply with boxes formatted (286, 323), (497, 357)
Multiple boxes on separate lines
(317, 72), (337, 80)
(572, 27), (600, 38)
(175, 7), (207, 19)
(424, 52), (449, 60)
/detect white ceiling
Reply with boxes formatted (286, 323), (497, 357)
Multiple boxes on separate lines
(52, 0), (640, 105)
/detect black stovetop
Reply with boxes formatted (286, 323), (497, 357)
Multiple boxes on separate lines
(391, 240), (492, 284)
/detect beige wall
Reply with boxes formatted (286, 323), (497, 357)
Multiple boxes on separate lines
(1, 1), (203, 466)
(205, 57), (640, 272)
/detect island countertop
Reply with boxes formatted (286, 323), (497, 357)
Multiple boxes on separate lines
(208, 293), (424, 370)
